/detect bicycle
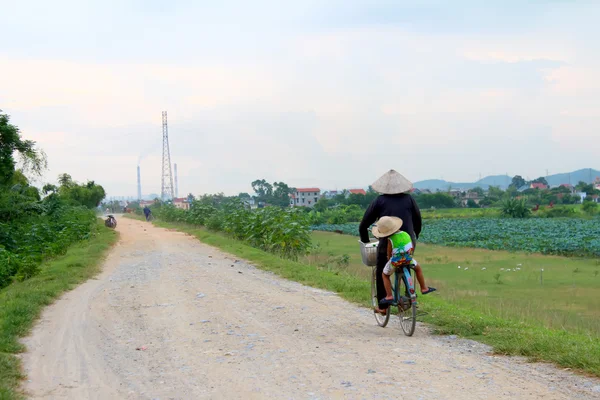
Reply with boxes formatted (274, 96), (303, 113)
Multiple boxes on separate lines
(359, 241), (418, 336)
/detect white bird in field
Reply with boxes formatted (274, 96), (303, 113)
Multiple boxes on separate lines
(517, 263), (523, 267)
(458, 266), (461, 269)
(500, 268), (504, 271)
(464, 267), (469, 271)
(482, 267), (487, 271)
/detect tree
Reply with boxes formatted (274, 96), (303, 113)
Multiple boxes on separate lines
(487, 186), (505, 201)
(582, 200), (598, 216)
(531, 177), (548, 186)
(42, 184), (58, 195)
(0, 111), (47, 185)
(510, 175), (526, 189)
(501, 198), (531, 218)
(251, 179), (273, 201)
(466, 199), (480, 208)
(58, 175), (106, 208)
(272, 182), (295, 207)
(469, 187), (484, 196)
(313, 197), (331, 212)
(575, 181), (595, 194)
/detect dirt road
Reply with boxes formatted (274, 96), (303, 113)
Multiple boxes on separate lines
(21, 218), (600, 399)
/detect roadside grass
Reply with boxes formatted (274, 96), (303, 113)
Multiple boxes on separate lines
(146, 217), (600, 377)
(0, 221), (118, 399)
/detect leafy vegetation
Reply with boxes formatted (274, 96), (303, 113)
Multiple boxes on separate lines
(0, 221), (118, 399)
(0, 111), (105, 288)
(312, 217), (600, 257)
(501, 198), (531, 218)
(147, 197), (312, 260)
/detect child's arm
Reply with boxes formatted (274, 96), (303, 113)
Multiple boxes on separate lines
(387, 238), (392, 260)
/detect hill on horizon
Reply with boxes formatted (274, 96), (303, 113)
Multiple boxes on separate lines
(413, 168), (600, 191)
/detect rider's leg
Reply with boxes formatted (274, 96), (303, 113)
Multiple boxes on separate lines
(414, 264), (430, 293)
(382, 261), (394, 300)
(374, 249), (389, 313)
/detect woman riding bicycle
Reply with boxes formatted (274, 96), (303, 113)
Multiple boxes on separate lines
(359, 170), (436, 314)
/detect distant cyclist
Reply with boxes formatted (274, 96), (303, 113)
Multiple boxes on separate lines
(143, 206), (152, 221)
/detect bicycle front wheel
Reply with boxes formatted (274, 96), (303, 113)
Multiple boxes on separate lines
(398, 302), (417, 336)
(371, 267), (390, 327)
(397, 272), (417, 336)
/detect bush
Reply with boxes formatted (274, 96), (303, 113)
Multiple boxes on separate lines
(538, 206), (577, 218)
(153, 199), (312, 260)
(583, 200), (598, 216)
(501, 198), (531, 218)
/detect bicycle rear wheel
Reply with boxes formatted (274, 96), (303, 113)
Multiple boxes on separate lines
(371, 267), (390, 327)
(397, 271), (417, 336)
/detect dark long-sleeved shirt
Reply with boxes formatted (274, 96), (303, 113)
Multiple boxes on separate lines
(358, 194), (422, 249)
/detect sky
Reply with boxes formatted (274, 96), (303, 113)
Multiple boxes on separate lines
(1, 0), (599, 197)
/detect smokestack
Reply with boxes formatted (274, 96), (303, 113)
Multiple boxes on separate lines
(174, 163), (178, 198)
(137, 166), (142, 201)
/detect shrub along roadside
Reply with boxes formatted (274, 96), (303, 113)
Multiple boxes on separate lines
(149, 219), (600, 377)
(150, 200), (312, 260)
(0, 221), (118, 399)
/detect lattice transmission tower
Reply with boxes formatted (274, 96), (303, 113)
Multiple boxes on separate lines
(161, 111), (175, 201)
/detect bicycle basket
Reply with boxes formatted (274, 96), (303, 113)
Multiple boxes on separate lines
(358, 240), (378, 267)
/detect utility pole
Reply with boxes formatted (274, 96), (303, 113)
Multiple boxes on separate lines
(174, 163), (179, 198)
(161, 111), (175, 201)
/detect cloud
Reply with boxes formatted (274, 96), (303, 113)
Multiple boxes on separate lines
(1, 1), (600, 196)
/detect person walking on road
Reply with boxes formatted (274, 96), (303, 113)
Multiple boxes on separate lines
(143, 206), (152, 221)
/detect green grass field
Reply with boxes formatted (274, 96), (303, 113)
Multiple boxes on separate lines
(310, 232), (600, 336)
(0, 221), (118, 399)
(145, 218), (600, 376)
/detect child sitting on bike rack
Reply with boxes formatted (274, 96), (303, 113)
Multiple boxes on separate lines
(372, 216), (436, 309)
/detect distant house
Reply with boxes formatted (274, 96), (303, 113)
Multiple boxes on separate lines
(460, 191), (482, 207)
(323, 190), (338, 199)
(291, 188), (321, 207)
(530, 183), (548, 190)
(348, 189), (366, 196)
(517, 185), (530, 193)
(448, 189), (462, 199)
(139, 200), (157, 207)
(594, 177), (600, 191)
(575, 192), (587, 203)
(173, 197), (190, 210)
(559, 183), (575, 193)
(243, 198), (257, 209)
(589, 194), (600, 203)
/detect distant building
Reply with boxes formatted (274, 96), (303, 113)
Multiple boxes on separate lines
(448, 189), (462, 199)
(530, 183), (549, 190)
(139, 200), (157, 207)
(323, 190), (338, 199)
(348, 189), (366, 196)
(291, 188), (321, 207)
(594, 177), (600, 191)
(460, 191), (482, 207)
(173, 197), (190, 210)
(575, 192), (587, 203)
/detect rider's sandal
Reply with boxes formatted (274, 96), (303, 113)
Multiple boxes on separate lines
(421, 287), (437, 295)
(378, 298), (394, 307)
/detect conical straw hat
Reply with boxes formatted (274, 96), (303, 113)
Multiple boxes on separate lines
(371, 170), (413, 194)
